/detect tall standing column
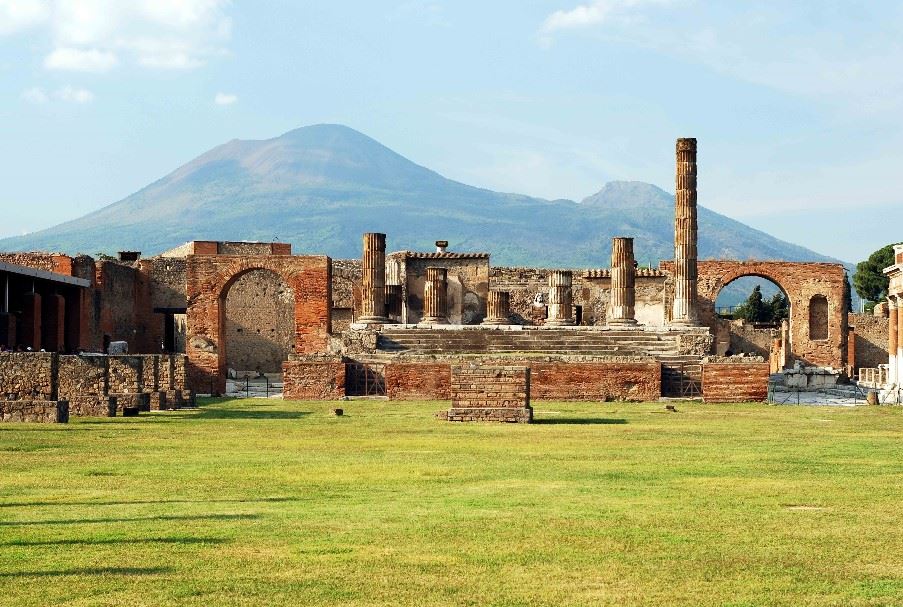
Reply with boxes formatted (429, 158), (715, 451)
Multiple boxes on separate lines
(897, 299), (903, 386)
(889, 297), (898, 385)
(482, 291), (511, 325)
(608, 237), (638, 326)
(546, 270), (574, 326)
(671, 137), (700, 325)
(422, 267), (448, 324)
(359, 232), (388, 324)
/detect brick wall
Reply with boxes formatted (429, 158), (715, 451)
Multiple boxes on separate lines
(701, 362), (770, 403)
(447, 366), (532, 422)
(224, 268), (294, 374)
(385, 363), (451, 400)
(849, 313), (889, 371)
(528, 361), (660, 401)
(283, 359), (345, 400)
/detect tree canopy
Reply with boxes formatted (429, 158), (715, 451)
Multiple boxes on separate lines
(733, 285), (789, 323)
(853, 244), (899, 303)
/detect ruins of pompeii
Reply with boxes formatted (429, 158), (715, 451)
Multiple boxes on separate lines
(2, 138), (902, 605)
(1, 137), (901, 418)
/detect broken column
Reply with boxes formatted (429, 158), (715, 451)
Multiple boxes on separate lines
(359, 232), (388, 324)
(482, 290), (511, 325)
(421, 267), (448, 324)
(546, 270), (574, 326)
(671, 137), (700, 325)
(608, 237), (638, 326)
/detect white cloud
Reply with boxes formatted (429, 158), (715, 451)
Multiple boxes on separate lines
(214, 92), (237, 105)
(539, 0), (675, 46)
(0, 0), (49, 35)
(44, 47), (118, 72)
(55, 86), (94, 103)
(2, 0), (231, 71)
(21, 86), (48, 104)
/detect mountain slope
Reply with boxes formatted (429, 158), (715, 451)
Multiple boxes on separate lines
(0, 124), (840, 269)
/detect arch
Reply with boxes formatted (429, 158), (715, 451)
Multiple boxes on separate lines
(222, 268), (294, 376)
(714, 274), (790, 322)
(185, 254), (332, 394)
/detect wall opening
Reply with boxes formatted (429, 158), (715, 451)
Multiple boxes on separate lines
(809, 295), (829, 340)
(223, 269), (294, 376)
(714, 275), (790, 358)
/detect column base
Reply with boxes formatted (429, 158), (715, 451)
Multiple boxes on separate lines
(357, 316), (389, 325)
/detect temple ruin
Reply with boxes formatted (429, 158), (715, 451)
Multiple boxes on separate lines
(2, 137), (884, 422)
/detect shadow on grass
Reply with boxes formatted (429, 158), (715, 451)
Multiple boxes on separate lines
(0, 567), (171, 578)
(0, 513), (259, 527)
(0, 496), (296, 509)
(533, 418), (628, 425)
(3, 536), (229, 547)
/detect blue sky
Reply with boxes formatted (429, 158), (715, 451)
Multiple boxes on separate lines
(1, 1), (902, 262)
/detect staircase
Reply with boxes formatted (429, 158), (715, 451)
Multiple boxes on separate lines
(376, 328), (682, 357)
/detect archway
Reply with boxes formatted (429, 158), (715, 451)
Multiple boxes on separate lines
(222, 268), (294, 377)
(713, 274), (790, 362)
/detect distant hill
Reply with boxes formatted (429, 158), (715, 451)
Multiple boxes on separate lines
(0, 124), (842, 276)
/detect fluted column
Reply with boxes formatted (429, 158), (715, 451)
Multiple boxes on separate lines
(897, 298), (903, 386)
(359, 232), (388, 324)
(889, 297), (898, 385)
(608, 237), (638, 326)
(671, 137), (700, 325)
(546, 270), (574, 326)
(482, 290), (511, 325)
(422, 267), (448, 324)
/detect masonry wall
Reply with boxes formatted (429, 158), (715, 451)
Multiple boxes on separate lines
(401, 255), (490, 325)
(701, 362), (770, 403)
(0, 352), (57, 399)
(283, 359), (345, 400)
(224, 268), (295, 374)
(528, 361), (661, 401)
(385, 363), (451, 400)
(331, 259), (362, 333)
(849, 313), (889, 372)
(0, 400), (68, 423)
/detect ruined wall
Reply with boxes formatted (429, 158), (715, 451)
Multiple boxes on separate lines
(385, 363), (451, 400)
(849, 313), (889, 371)
(224, 268), (294, 374)
(282, 358), (345, 400)
(185, 254), (332, 393)
(490, 267), (666, 326)
(664, 260), (847, 368)
(528, 361), (661, 401)
(701, 362), (770, 403)
(0, 400), (68, 423)
(402, 254), (489, 325)
(97, 261), (140, 348)
(108, 356), (144, 393)
(446, 366), (532, 423)
(331, 259), (361, 333)
(0, 352), (57, 399)
(716, 319), (777, 358)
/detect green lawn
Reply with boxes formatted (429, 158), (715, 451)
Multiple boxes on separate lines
(1, 399), (902, 606)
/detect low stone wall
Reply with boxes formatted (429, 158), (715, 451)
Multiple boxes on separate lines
(702, 362), (769, 403)
(283, 358), (345, 400)
(385, 363), (451, 400)
(68, 396), (116, 417)
(0, 400), (68, 423)
(849, 313), (889, 372)
(58, 355), (108, 400)
(0, 352), (57, 400)
(529, 361), (660, 401)
(109, 356), (144, 393)
(445, 366), (532, 423)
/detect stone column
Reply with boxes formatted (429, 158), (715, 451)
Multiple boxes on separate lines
(482, 291), (510, 325)
(359, 232), (388, 324)
(889, 297), (898, 385)
(608, 237), (638, 326)
(671, 137), (700, 325)
(546, 270), (574, 326)
(897, 299), (903, 385)
(422, 267), (448, 324)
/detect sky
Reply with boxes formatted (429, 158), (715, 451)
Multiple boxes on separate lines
(1, 1), (902, 263)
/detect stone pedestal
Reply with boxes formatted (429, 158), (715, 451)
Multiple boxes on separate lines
(359, 232), (388, 324)
(443, 366), (532, 423)
(545, 270), (574, 326)
(421, 267), (448, 324)
(482, 291), (510, 325)
(671, 138), (700, 326)
(608, 237), (638, 327)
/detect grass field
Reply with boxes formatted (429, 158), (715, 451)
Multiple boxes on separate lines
(1, 398), (902, 606)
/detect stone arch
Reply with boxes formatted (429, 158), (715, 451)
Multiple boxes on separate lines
(688, 260), (847, 368)
(222, 268), (294, 376)
(711, 273), (790, 359)
(185, 254), (332, 394)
